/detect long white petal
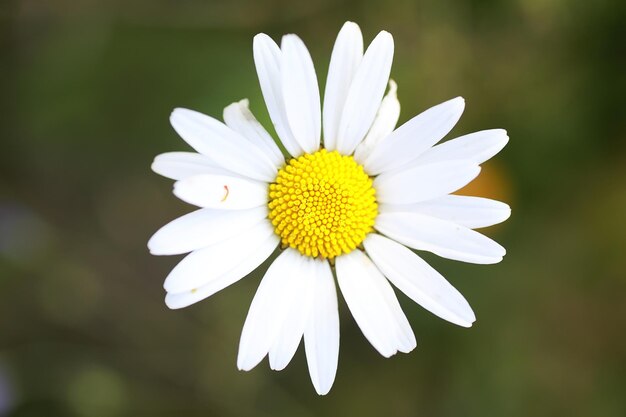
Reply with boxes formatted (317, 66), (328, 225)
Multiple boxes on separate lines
(281, 35), (321, 154)
(170, 108), (277, 182)
(237, 249), (303, 371)
(375, 212), (506, 264)
(380, 195), (511, 229)
(151, 152), (237, 181)
(363, 97), (465, 175)
(173, 174), (267, 210)
(223, 99), (285, 167)
(364, 234), (475, 327)
(165, 230), (279, 309)
(374, 160), (480, 205)
(353, 80), (401, 162)
(304, 259), (339, 395)
(148, 206), (268, 256)
(323, 21), (363, 151)
(335, 31), (394, 155)
(417, 129), (509, 165)
(163, 220), (276, 294)
(336, 250), (416, 358)
(369, 258), (417, 354)
(253, 34), (303, 157)
(269, 256), (315, 371)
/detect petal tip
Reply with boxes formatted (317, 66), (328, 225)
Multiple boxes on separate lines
(171, 181), (183, 199)
(376, 30), (395, 49)
(236, 360), (254, 372)
(502, 130), (510, 145)
(150, 159), (161, 175)
(400, 339), (417, 354)
(164, 294), (182, 310)
(378, 30), (393, 40)
(314, 385), (332, 396)
(462, 311), (477, 327)
(388, 78), (398, 93)
(170, 107), (187, 120)
(341, 21), (362, 36)
(253, 33), (271, 43)
(502, 206), (512, 222)
(146, 239), (158, 254)
(170, 108), (197, 130)
(491, 128), (509, 145)
(281, 33), (302, 46)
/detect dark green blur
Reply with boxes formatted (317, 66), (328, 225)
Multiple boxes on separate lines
(1, 0), (625, 416)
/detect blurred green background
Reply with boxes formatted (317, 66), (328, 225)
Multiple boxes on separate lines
(1, 0), (625, 416)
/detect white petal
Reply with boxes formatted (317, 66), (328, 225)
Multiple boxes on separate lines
(323, 21), (363, 151)
(363, 97), (465, 175)
(335, 250), (416, 358)
(304, 259), (339, 395)
(253, 34), (303, 157)
(375, 212), (506, 264)
(280, 34), (321, 154)
(163, 220), (276, 294)
(151, 152), (237, 181)
(364, 234), (475, 327)
(381, 195), (511, 229)
(223, 99), (285, 167)
(417, 129), (509, 165)
(353, 80), (401, 162)
(165, 229), (279, 309)
(237, 249), (304, 371)
(374, 160), (480, 205)
(170, 108), (277, 182)
(148, 206), (268, 256)
(335, 31), (394, 155)
(269, 256), (316, 371)
(369, 258), (417, 355)
(173, 174), (267, 210)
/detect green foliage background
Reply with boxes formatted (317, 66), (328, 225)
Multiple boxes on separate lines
(1, 0), (625, 416)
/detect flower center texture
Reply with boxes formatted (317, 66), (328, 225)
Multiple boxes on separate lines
(268, 149), (378, 259)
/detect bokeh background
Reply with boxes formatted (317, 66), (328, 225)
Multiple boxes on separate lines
(1, 0), (625, 416)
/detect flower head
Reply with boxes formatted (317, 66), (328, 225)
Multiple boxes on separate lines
(149, 21), (510, 395)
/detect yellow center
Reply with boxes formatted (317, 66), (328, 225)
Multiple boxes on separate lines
(268, 149), (378, 259)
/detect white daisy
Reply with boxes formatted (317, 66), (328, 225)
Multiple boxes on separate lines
(149, 21), (510, 395)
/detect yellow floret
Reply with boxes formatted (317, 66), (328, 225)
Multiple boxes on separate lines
(268, 149), (378, 259)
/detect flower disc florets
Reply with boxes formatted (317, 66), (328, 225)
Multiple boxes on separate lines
(268, 149), (377, 259)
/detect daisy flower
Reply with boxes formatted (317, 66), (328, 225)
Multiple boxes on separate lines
(149, 21), (510, 395)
